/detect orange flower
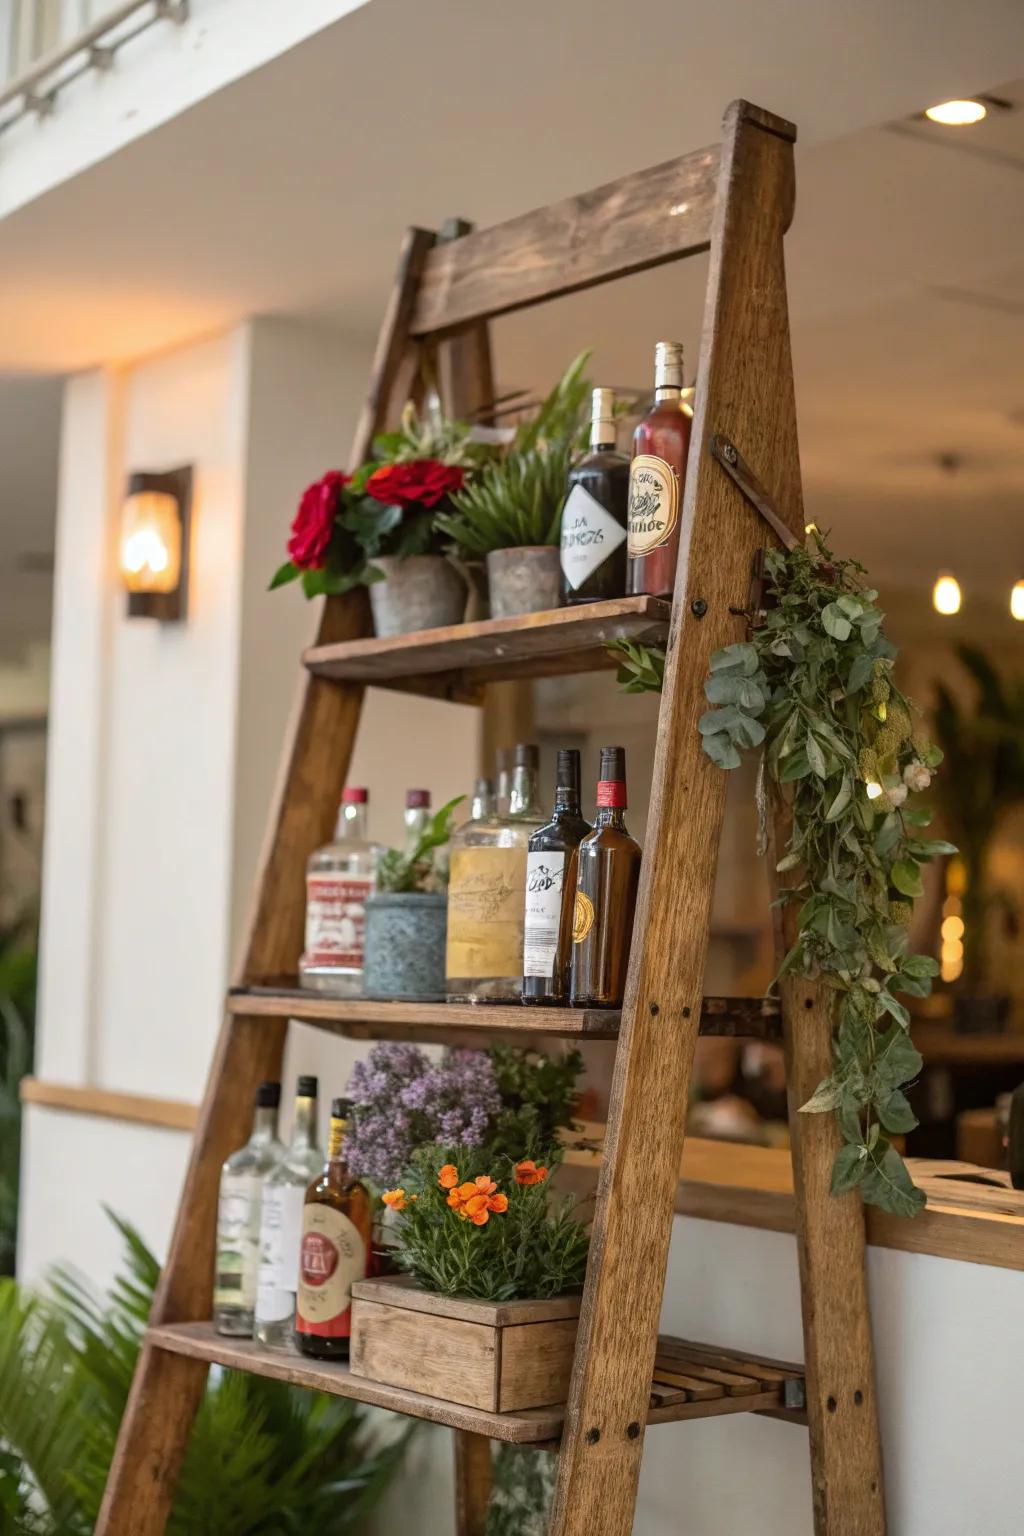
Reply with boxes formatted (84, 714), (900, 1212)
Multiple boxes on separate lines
(381, 1188), (407, 1210)
(488, 1193), (509, 1214)
(473, 1175), (497, 1197)
(446, 1189), (463, 1209)
(438, 1164), (459, 1190)
(456, 1182), (478, 1202)
(514, 1160), (549, 1186)
(463, 1193), (490, 1224)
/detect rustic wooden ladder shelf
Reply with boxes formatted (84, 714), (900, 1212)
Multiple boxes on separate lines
(99, 99), (885, 1536)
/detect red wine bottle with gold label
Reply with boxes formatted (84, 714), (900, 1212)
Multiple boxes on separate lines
(295, 1098), (371, 1361)
(570, 747), (642, 1009)
(626, 342), (692, 599)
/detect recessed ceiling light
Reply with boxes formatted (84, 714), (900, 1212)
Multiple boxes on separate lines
(1011, 580), (1024, 622)
(933, 573), (962, 616)
(924, 99), (987, 126)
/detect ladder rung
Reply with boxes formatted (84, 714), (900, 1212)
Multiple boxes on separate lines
(226, 987), (783, 1044)
(147, 1322), (806, 1444)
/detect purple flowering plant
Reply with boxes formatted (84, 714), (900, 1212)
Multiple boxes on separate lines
(345, 1043), (502, 1189)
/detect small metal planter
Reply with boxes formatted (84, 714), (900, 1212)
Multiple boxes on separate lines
(368, 555), (467, 638)
(363, 891), (447, 1001)
(486, 545), (562, 620)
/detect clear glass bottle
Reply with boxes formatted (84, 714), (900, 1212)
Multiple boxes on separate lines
(254, 1075), (324, 1351)
(403, 788), (431, 852)
(560, 388), (630, 604)
(446, 744), (545, 1003)
(627, 341), (692, 598)
(214, 1081), (283, 1337)
(299, 787), (382, 995)
(469, 776), (496, 822)
(495, 748), (512, 818)
(296, 1098), (372, 1362)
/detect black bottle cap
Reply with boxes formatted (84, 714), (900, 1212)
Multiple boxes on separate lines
(331, 1097), (352, 1119)
(599, 745), (626, 782)
(514, 743), (539, 769)
(495, 747), (511, 772)
(297, 1075), (318, 1097)
(256, 1081), (281, 1108)
(556, 748), (581, 791)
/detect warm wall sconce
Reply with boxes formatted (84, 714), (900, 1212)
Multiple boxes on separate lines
(120, 466), (192, 621)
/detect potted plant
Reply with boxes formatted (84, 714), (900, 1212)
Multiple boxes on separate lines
(363, 797), (462, 1001)
(437, 354), (590, 619)
(933, 645), (1024, 1030)
(270, 404), (492, 637)
(350, 1149), (589, 1411)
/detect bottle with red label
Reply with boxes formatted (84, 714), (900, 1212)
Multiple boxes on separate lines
(570, 746), (642, 1009)
(299, 788), (382, 995)
(296, 1097), (371, 1360)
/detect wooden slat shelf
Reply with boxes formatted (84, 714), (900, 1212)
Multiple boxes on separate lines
(302, 596), (671, 697)
(228, 985), (782, 1044)
(147, 1322), (805, 1443)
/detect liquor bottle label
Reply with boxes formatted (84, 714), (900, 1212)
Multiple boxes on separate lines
(572, 887), (596, 944)
(523, 851), (566, 977)
(596, 780), (627, 809)
(627, 455), (679, 557)
(295, 1205), (367, 1338)
(559, 484), (627, 590)
(303, 873), (374, 970)
(214, 1173), (261, 1310)
(446, 846), (528, 980)
(255, 1183), (305, 1326)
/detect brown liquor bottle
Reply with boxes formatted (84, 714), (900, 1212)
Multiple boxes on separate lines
(570, 747), (642, 1009)
(295, 1097), (371, 1361)
(626, 341), (692, 598)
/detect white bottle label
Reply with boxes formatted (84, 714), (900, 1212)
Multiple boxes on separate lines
(303, 873), (374, 970)
(214, 1173), (261, 1311)
(627, 455), (679, 557)
(523, 851), (566, 977)
(256, 1183), (305, 1326)
(559, 484), (627, 590)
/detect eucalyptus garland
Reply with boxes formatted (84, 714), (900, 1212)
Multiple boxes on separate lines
(609, 534), (953, 1217)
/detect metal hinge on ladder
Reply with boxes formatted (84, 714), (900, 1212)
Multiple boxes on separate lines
(710, 434), (801, 628)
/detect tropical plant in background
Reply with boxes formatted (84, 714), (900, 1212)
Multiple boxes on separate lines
(609, 531), (953, 1217)
(436, 352), (591, 557)
(374, 796), (463, 894)
(484, 1445), (557, 1536)
(932, 645), (1024, 993)
(0, 921), (37, 1276)
(0, 1213), (410, 1534)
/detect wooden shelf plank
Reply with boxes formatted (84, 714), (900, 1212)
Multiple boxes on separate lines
(228, 986), (782, 1045)
(302, 597), (671, 695)
(147, 1322), (805, 1443)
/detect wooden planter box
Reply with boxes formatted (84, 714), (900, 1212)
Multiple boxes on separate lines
(350, 1275), (581, 1412)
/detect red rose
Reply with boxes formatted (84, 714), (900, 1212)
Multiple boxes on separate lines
(287, 470), (348, 570)
(365, 459), (464, 510)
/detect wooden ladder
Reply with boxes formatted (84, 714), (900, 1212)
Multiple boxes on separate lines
(98, 99), (885, 1536)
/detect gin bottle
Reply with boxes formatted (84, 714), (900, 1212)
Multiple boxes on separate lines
(299, 787), (382, 994)
(214, 1081), (283, 1337)
(446, 744), (545, 1003)
(254, 1075), (323, 1351)
(560, 388), (630, 604)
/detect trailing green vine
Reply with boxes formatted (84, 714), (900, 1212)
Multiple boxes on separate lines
(607, 533), (953, 1217)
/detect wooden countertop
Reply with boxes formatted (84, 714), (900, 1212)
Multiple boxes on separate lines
(562, 1134), (1024, 1273)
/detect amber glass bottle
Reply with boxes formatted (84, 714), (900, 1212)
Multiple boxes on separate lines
(522, 749), (592, 1005)
(295, 1098), (371, 1361)
(570, 747), (642, 1009)
(626, 341), (692, 598)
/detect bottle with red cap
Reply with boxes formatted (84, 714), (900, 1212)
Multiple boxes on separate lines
(403, 789), (432, 854)
(299, 787), (382, 995)
(570, 747), (642, 1009)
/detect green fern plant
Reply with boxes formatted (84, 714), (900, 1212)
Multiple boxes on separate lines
(437, 352), (591, 557)
(0, 1212), (412, 1533)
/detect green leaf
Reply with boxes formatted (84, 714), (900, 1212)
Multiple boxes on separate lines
(698, 706), (740, 736)
(901, 954), (940, 979)
(268, 560), (300, 590)
(778, 751), (811, 783)
(845, 653), (874, 695)
(874, 1022), (923, 1087)
(822, 602), (853, 641)
(836, 594), (863, 619)
(800, 1078), (843, 1114)
(702, 733), (742, 770)
(830, 1143), (868, 1195)
(906, 838), (958, 858)
(877, 991), (911, 1029)
(805, 732), (828, 779)
(731, 713), (766, 749)
(824, 778), (852, 821)
(874, 1088), (918, 1135)
(890, 860), (924, 898)
(860, 1143), (926, 1217)
(709, 643), (758, 675)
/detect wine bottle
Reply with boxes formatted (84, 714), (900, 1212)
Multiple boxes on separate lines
(570, 746), (642, 1009)
(626, 342), (692, 598)
(560, 388), (630, 605)
(522, 749), (592, 1005)
(295, 1098), (372, 1361)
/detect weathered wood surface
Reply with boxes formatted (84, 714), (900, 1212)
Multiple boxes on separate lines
(412, 147), (720, 336)
(19, 1077), (197, 1131)
(548, 100), (841, 1536)
(95, 1345), (208, 1535)
(351, 1276), (582, 1327)
(303, 595), (670, 686)
(453, 1431), (493, 1536)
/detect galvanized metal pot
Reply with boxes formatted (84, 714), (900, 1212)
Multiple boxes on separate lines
(368, 555), (467, 637)
(486, 545), (562, 620)
(363, 892), (447, 1001)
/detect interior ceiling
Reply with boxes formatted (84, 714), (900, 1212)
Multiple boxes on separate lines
(0, 0), (1023, 657)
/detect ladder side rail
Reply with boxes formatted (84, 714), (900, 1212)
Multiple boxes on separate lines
(549, 99), (808, 1536)
(97, 231), (434, 1536)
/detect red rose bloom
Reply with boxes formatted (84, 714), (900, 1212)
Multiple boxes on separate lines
(365, 459), (464, 510)
(287, 470), (348, 570)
